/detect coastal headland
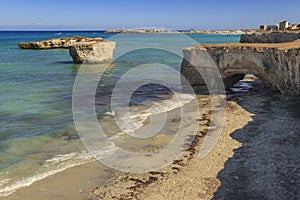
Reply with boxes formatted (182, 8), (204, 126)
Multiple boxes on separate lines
(182, 32), (300, 96)
(240, 31), (300, 43)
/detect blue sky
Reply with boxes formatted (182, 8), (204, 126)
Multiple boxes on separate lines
(0, 0), (299, 30)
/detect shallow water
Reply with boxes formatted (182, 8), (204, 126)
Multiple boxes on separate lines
(0, 31), (240, 195)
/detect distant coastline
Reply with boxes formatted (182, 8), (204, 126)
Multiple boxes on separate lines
(105, 29), (259, 35)
(2, 29), (298, 35)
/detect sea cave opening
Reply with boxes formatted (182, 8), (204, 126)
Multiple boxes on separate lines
(225, 74), (260, 93)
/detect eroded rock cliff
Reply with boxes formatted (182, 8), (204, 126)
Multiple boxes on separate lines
(18, 37), (116, 64)
(240, 32), (300, 43)
(181, 40), (300, 95)
(69, 41), (116, 64)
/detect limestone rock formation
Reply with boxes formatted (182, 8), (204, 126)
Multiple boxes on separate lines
(18, 36), (104, 49)
(18, 36), (116, 64)
(240, 32), (300, 43)
(68, 41), (116, 64)
(181, 40), (300, 96)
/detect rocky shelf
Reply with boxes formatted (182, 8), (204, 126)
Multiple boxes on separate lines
(181, 39), (300, 96)
(18, 37), (116, 64)
(18, 36), (104, 49)
(240, 31), (300, 43)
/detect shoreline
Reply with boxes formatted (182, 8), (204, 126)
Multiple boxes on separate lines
(88, 95), (253, 199)
(2, 89), (299, 199)
(1, 30), (299, 199)
(0, 160), (121, 200)
(1, 94), (252, 200)
(89, 89), (300, 199)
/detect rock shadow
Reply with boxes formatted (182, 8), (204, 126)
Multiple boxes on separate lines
(212, 91), (300, 199)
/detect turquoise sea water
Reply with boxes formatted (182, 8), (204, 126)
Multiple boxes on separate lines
(0, 31), (240, 195)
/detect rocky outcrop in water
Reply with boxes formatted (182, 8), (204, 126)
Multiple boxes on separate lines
(69, 41), (116, 64)
(18, 36), (104, 49)
(181, 40), (300, 96)
(18, 37), (116, 64)
(240, 32), (300, 43)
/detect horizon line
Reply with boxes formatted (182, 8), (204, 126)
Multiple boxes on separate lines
(0, 28), (256, 32)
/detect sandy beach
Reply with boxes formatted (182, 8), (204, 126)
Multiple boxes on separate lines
(1, 1), (299, 199)
(3, 84), (299, 200)
(89, 88), (300, 199)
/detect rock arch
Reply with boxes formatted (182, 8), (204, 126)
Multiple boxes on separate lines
(181, 41), (300, 96)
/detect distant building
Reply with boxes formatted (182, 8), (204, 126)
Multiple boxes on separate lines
(288, 24), (300, 31)
(279, 20), (289, 31)
(288, 24), (297, 30)
(267, 24), (279, 31)
(260, 25), (266, 31)
(261, 20), (298, 32)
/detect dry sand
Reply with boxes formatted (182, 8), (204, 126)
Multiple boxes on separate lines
(88, 89), (300, 200)
(87, 97), (253, 200)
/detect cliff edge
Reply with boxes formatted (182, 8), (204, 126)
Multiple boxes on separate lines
(181, 40), (300, 95)
(240, 32), (300, 43)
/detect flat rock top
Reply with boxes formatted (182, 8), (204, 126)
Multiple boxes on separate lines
(200, 39), (300, 50)
(18, 36), (106, 49)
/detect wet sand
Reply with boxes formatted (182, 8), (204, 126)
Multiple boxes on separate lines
(2, 89), (299, 200)
(87, 97), (253, 200)
(0, 161), (119, 200)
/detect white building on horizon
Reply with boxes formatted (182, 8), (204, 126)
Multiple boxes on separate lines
(279, 20), (289, 31)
